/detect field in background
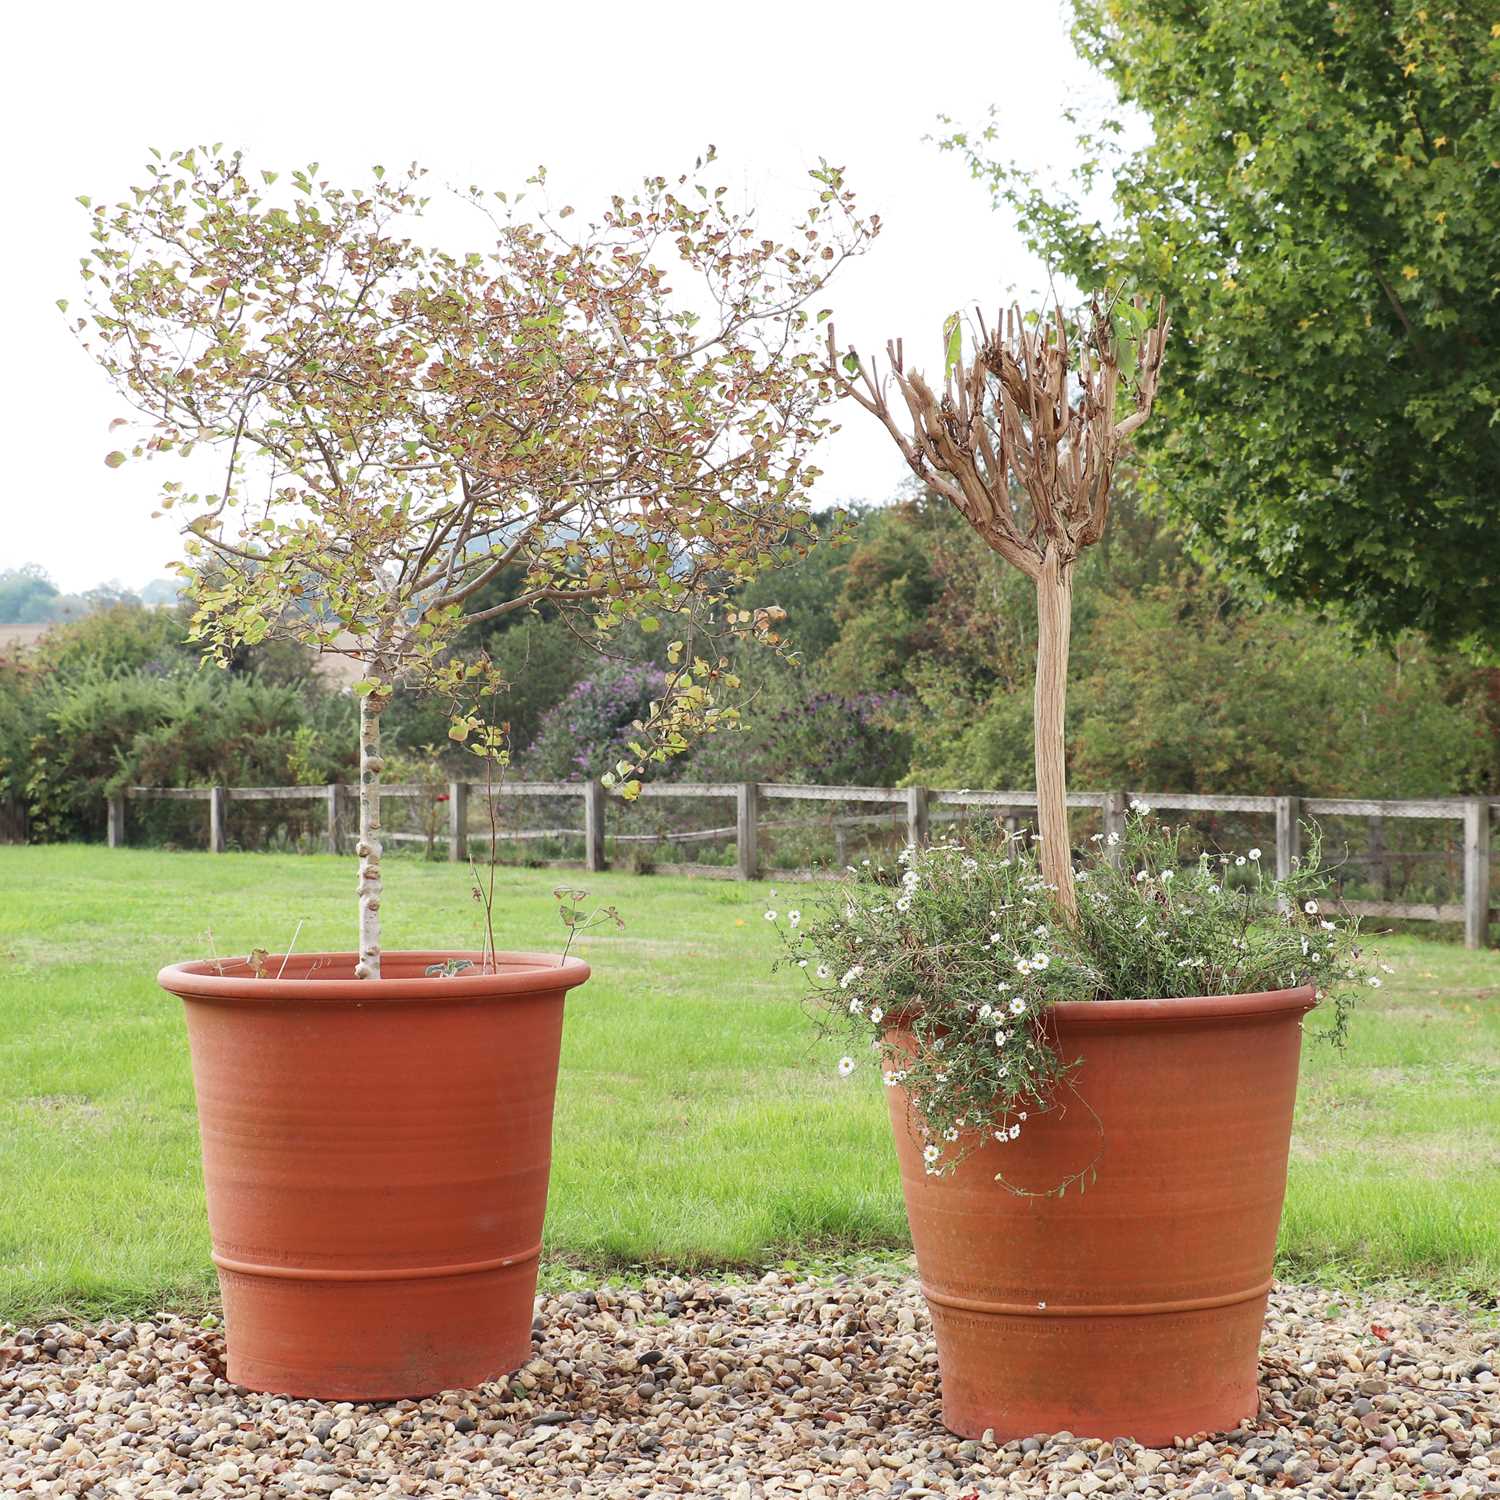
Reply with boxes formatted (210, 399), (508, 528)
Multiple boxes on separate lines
(0, 845), (1496, 1320)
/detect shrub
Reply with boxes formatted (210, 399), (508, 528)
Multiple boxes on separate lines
(776, 812), (1375, 1185)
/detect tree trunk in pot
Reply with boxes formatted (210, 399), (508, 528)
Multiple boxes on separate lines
(1033, 550), (1077, 921)
(355, 685), (389, 980)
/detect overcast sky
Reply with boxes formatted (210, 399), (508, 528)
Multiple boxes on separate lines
(3, 1), (1131, 593)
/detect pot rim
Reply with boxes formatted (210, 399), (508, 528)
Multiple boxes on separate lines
(157, 949), (591, 1004)
(887, 984), (1318, 1035)
(1047, 984), (1317, 1029)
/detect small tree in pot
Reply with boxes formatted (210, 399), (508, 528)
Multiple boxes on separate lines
(77, 146), (874, 1398)
(780, 299), (1374, 1443)
(830, 297), (1167, 917)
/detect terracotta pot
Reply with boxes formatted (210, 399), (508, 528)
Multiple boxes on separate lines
(158, 950), (590, 1400)
(887, 986), (1317, 1446)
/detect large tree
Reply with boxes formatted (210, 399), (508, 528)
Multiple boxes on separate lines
(77, 147), (873, 973)
(945, 0), (1500, 652)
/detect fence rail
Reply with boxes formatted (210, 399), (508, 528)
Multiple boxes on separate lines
(107, 781), (1499, 949)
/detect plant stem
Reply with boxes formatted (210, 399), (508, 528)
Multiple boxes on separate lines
(1034, 548), (1078, 923)
(355, 683), (389, 979)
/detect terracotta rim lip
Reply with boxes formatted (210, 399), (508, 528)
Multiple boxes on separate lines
(888, 984), (1317, 1033)
(157, 950), (591, 1003)
(1047, 984), (1317, 1027)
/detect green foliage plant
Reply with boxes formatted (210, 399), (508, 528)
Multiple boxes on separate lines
(75, 145), (876, 974)
(942, 1), (1500, 651)
(776, 809), (1378, 1187)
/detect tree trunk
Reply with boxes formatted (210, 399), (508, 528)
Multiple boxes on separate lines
(1033, 549), (1077, 923)
(354, 684), (389, 979)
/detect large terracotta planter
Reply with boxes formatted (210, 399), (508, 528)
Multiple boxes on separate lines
(888, 986), (1317, 1446)
(158, 950), (590, 1400)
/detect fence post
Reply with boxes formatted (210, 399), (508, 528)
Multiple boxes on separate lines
(736, 782), (760, 881)
(447, 781), (469, 864)
(325, 784), (340, 855)
(1102, 790), (1127, 866)
(1463, 798), (1492, 951)
(107, 793), (125, 849)
(1275, 796), (1301, 884)
(905, 785), (930, 849)
(208, 786), (226, 854)
(1367, 814), (1389, 899)
(583, 780), (606, 872)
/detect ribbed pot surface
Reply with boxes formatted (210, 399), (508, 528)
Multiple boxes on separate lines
(159, 950), (590, 1400)
(888, 987), (1317, 1445)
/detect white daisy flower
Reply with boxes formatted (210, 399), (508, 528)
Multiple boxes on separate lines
(848, 998), (864, 1015)
(816, 965), (831, 980)
(1009, 997), (1026, 1017)
(1367, 976), (1382, 988)
(1304, 900), (1319, 915)
(1030, 952), (1050, 971)
(788, 910), (801, 928)
(978, 1004), (993, 1021)
(837, 1056), (856, 1077)
(1248, 847), (1262, 860)
(1235, 855), (1247, 867)
(869, 1006), (884, 1024)
(839, 965), (864, 989)
(923, 1144), (940, 1164)
(764, 910), (777, 921)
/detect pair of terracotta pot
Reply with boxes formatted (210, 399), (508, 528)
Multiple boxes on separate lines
(160, 954), (1312, 1446)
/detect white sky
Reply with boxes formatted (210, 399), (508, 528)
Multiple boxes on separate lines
(2, 0), (1130, 594)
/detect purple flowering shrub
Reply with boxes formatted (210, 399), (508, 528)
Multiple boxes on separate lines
(521, 664), (669, 782)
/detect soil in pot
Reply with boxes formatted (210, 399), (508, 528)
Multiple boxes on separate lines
(158, 949), (590, 1401)
(887, 986), (1317, 1446)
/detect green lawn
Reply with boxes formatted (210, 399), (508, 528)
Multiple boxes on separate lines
(0, 845), (1496, 1320)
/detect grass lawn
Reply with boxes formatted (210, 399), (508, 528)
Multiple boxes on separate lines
(0, 844), (1496, 1320)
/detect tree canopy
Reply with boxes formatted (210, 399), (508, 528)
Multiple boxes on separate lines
(77, 146), (876, 787)
(946, 0), (1500, 652)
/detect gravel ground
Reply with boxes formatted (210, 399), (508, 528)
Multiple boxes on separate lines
(3, 1276), (1497, 1499)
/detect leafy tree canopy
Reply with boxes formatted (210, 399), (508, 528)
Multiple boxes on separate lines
(77, 146), (876, 791)
(945, 0), (1500, 652)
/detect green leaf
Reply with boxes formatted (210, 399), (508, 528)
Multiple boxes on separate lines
(943, 312), (962, 376)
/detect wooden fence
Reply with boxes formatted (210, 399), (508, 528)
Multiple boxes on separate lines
(107, 780), (1498, 949)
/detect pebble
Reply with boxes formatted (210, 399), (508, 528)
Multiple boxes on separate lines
(2, 1280), (1497, 1497)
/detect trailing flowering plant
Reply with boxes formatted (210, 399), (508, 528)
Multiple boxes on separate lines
(773, 808), (1379, 1186)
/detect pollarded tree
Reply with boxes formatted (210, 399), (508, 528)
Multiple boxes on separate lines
(831, 299), (1167, 918)
(77, 146), (875, 974)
